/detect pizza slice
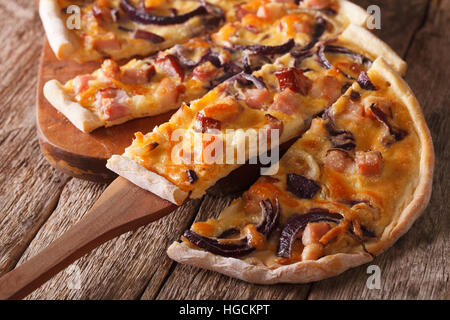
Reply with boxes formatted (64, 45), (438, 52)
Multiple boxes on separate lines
(43, 2), (376, 133)
(166, 57), (434, 284)
(39, 0), (369, 63)
(39, 0), (228, 62)
(106, 25), (406, 204)
(44, 37), (242, 132)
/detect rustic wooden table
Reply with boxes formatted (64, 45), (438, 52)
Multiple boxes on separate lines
(0, 0), (448, 300)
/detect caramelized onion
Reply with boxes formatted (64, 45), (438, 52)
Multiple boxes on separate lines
(183, 199), (279, 257)
(277, 209), (343, 258)
(132, 29), (165, 43)
(183, 230), (255, 257)
(120, 0), (208, 25)
(234, 39), (295, 55)
(357, 71), (377, 90)
(324, 45), (372, 67)
(227, 72), (266, 89)
(286, 174), (321, 199)
(322, 109), (356, 150)
(370, 104), (407, 145)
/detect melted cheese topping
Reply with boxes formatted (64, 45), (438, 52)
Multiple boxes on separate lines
(183, 67), (422, 267)
(56, 0), (358, 127)
(122, 40), (376, 198)
(57, 0), (225, 61)
(54, 0), (355, 62)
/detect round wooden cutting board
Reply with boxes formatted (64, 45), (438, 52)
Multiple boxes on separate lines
(36, 40), (175, 183)
(36, 39), (296, 192)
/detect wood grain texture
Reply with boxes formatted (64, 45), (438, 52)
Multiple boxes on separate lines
(151, 195), (311, 300)
(0, 0), (71, 276)
(355, 0), (431, 56)
(18, 178), (201, 300)
(0, 0), (447, 300)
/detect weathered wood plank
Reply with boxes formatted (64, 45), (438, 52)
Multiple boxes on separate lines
(354, 0), (430, 56)
(0, 0), (445, 300)
(0, 0), (72, 275)
(17, 177), (202, 300)
(152, 195), (311, 300)
(308, 0), (449, 299)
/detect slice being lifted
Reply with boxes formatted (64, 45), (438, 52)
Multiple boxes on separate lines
(166, 58), (434, 284)
(43, 0), (373, 132)
(106, 26), (406, 204)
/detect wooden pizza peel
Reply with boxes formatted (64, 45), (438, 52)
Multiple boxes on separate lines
(0, 37), (295, 299)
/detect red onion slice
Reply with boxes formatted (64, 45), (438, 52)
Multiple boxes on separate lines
(182, 199), (279, 257)
(256, 199), (280, 237)
(357, 71), (377, 90)
(286, 174), (321, 199)
(370, 104), (407, 145)
(227, 72), (266, 89)
(277, 209), (343, 258)
(132, 29), (165, 43)
(120, 0), (209, 25)
(322, 109), (356, 150)
(183, 230), (255, 257)
(324, 45), (372, 67)
(234, 39), (295, 55)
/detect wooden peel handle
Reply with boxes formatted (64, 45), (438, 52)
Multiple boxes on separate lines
(0, 177), (177, 300)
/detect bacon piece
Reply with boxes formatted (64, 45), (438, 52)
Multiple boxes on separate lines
(194, 112), (221, 133)
(275, 68), (312, 95)
(310, 75), (342, 105)
(155, 55), (184, 81)
(302, 222), (331, 245)
(93, 3), (117, 24)
(193, 61), (219, 82)
(244, 88), (273, 110)
(340, 100), (365, 123)
(302, 222), (331, 260)
(73, 75), (94, 95)
(121, 64), (155, 84)
(96, 88), (130, 121)
(101, 59), (121, 80)
(93, 35), (121, 51)
(355, 151), (383, 177)
(324, 149), (354, 173)
(154, 78), (181, 110)
(269, 88), (301, 115)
